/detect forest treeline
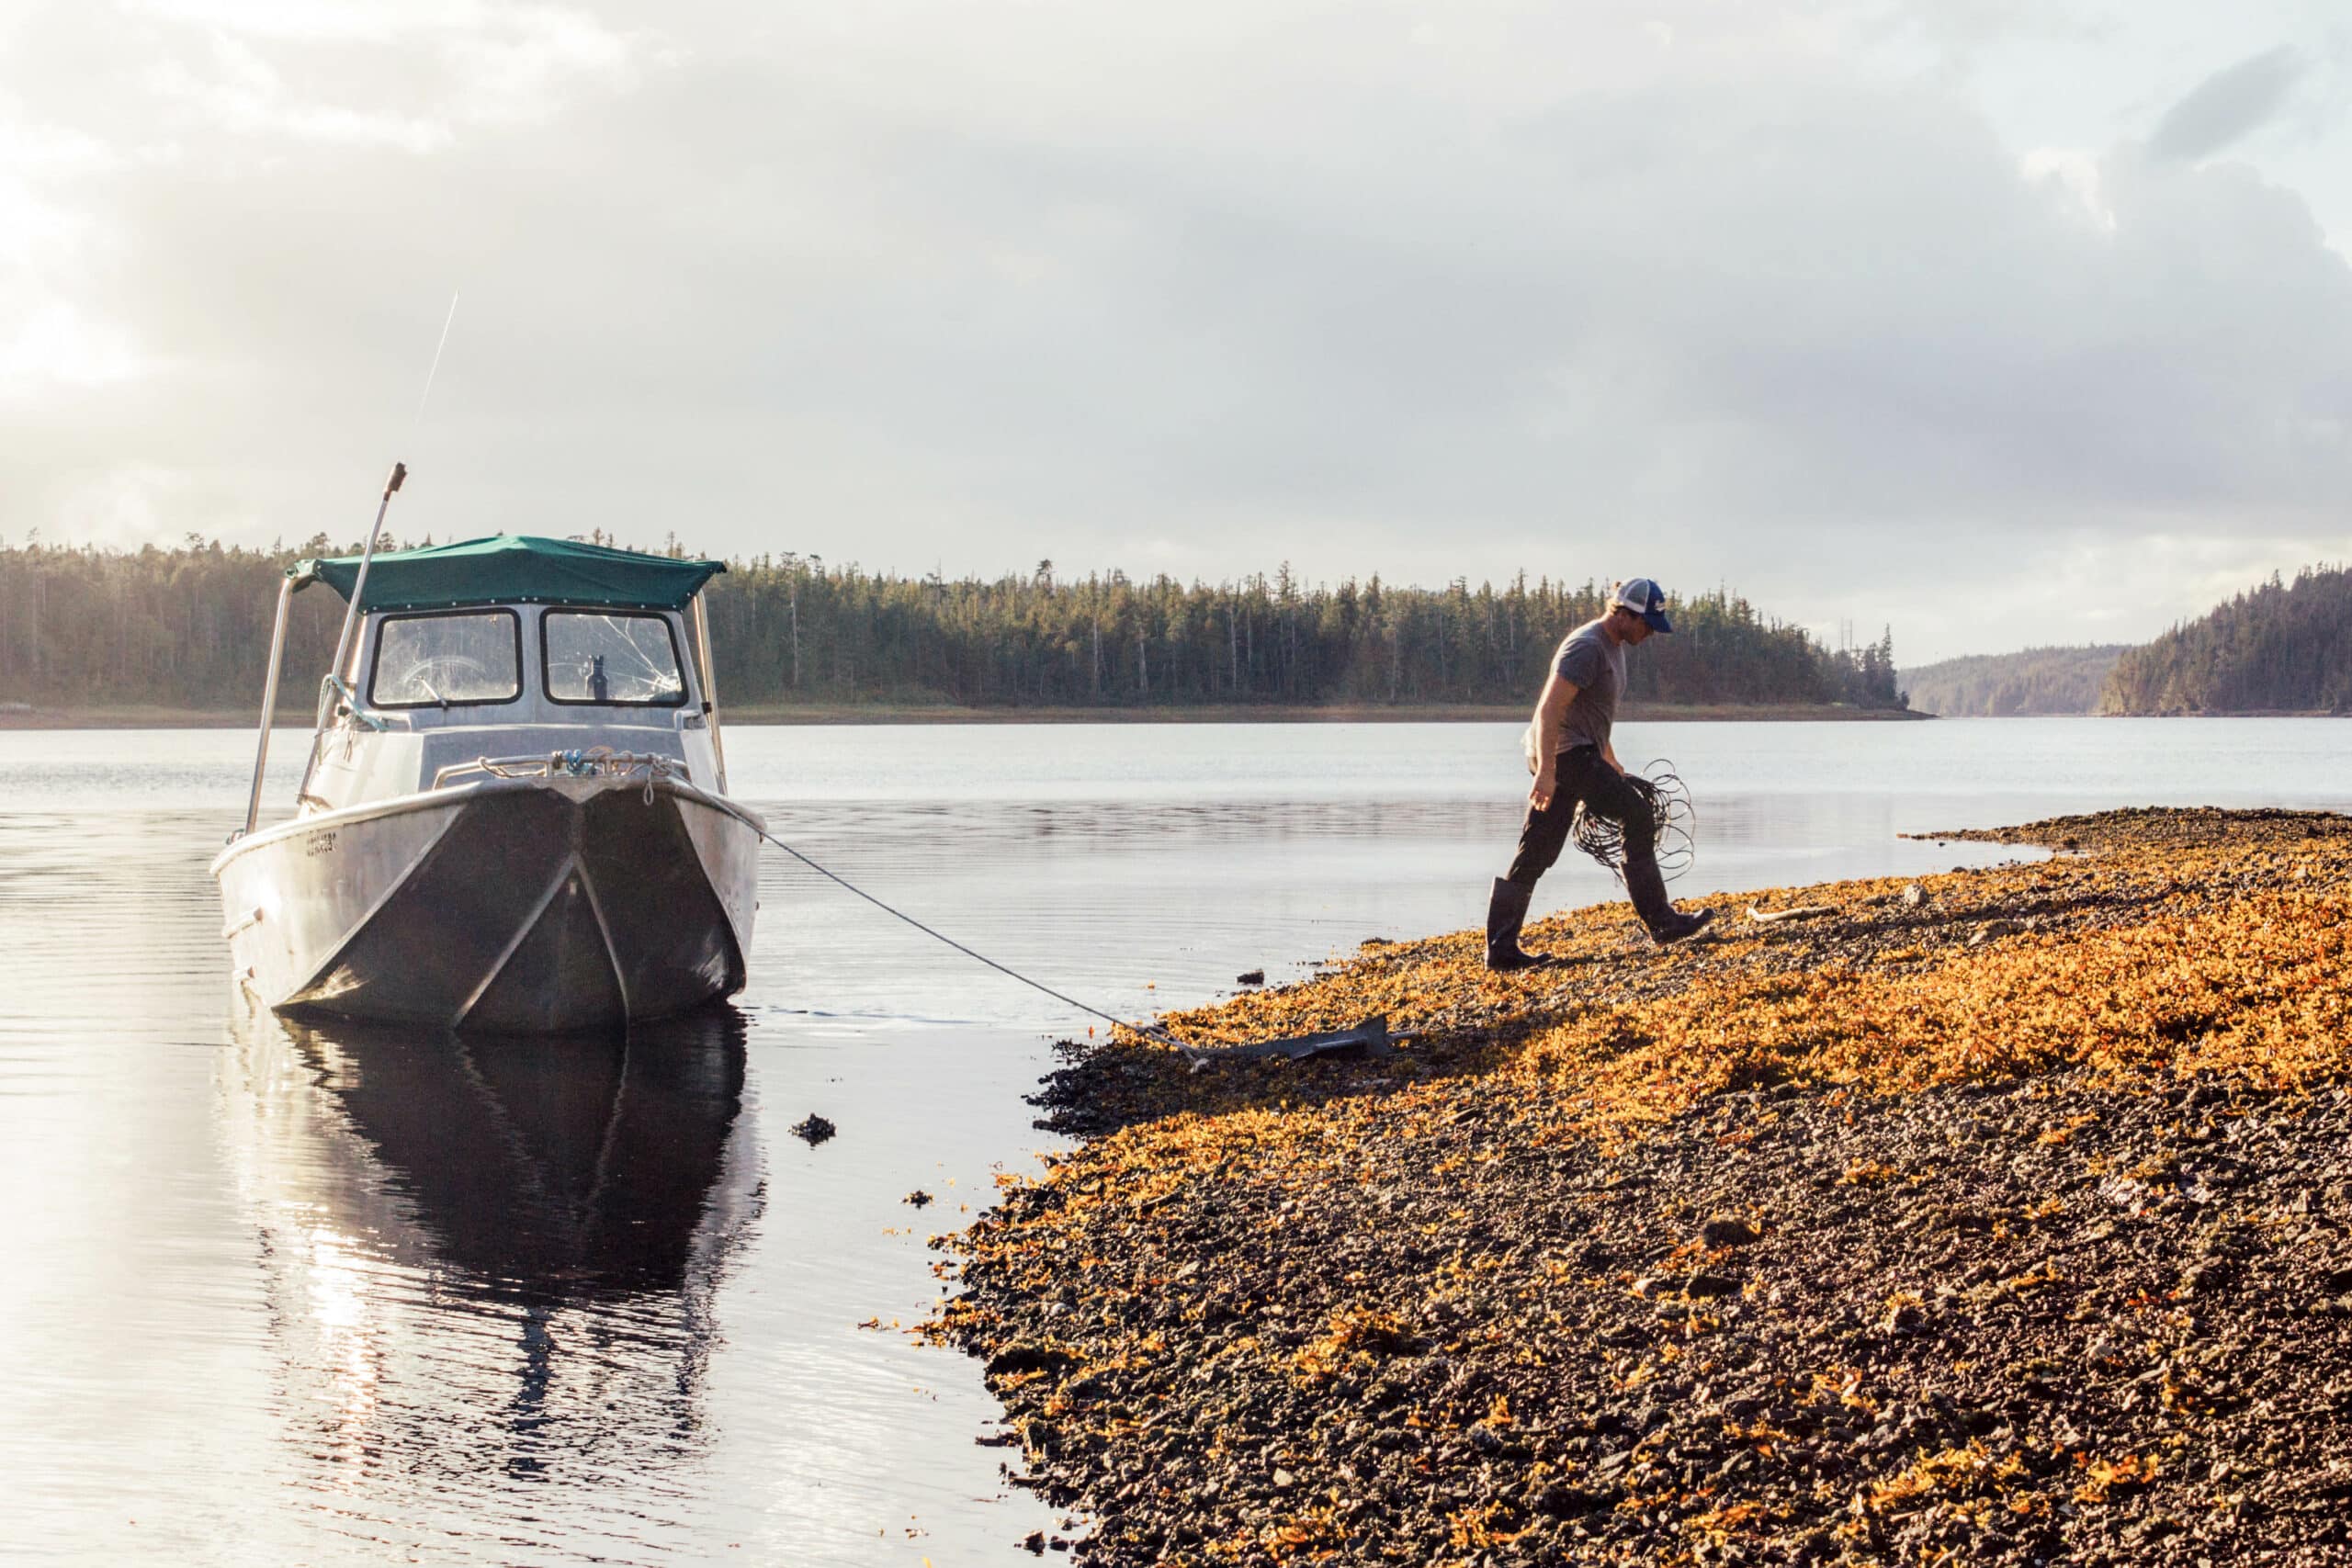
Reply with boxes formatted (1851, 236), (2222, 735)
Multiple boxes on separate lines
(2101, 565), (2352, 715)
(1900, 645), (2128, 716)
(0, 536), (1907, 713)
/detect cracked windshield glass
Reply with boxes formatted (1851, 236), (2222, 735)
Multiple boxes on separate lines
(369, 613), (519, 706)
(545, 611), (684, 705)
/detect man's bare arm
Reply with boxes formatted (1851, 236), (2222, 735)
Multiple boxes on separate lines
(1602, 739), (1625, 775)
(1529, 672), (1578, 809)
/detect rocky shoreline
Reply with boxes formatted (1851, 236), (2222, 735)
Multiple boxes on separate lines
(934, 808), (2352, 1565)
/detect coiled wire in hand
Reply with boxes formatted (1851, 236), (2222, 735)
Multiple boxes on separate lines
(1571, 759), (1697, 884)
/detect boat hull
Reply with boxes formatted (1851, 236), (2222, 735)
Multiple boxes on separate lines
(214, 778), (761, 1032)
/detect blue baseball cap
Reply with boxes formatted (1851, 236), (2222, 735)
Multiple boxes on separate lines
(1612, 578), (1674, 633)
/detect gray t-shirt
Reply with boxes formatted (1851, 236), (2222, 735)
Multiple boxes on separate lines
(1522, 618), (1625, 769)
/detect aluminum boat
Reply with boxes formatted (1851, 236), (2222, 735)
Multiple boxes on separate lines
(211, 465), (763, 1032)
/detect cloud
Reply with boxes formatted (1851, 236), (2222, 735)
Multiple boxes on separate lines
(2019, 148), (2114, 231)
(0, 302), (153, 399)
(4, 1), (2351, 660)
(2148, 45), (2306, 163)
(92, 1), (651, 157)
(142, 37), (458, 152)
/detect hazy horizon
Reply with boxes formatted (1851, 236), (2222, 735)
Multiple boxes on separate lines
(5, 0), (2348, 664)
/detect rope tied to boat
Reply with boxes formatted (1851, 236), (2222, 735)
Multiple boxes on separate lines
(459, 748), (685, 803)
(549, 747), (682, 803)
(746, 822), (1196, 1054)
(307, 673), (390, 769)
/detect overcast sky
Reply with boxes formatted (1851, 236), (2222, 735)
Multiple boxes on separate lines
(4, 1), (2348, 662)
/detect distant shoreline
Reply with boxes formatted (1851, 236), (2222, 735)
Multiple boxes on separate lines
(0, 701), (1935, 730)
(1915, 708), (2349, 719)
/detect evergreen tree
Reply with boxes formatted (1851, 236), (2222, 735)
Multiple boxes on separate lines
(0, 537), (1913, 714)
(1901, 645), (2130, 716)
(2101, 565), (2352, 715)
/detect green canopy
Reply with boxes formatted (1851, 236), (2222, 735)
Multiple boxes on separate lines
(289, 534), (726, 612)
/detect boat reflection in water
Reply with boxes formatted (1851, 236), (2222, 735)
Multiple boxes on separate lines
(221, 1004), (762, 1548)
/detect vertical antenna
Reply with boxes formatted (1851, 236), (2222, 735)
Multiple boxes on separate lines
(335, 287), (455, 654)
(414, 288), (460, 432)
(326, 462), (408, 691)
(293, 292), (460, 811)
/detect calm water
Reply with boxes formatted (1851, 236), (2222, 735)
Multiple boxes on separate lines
(4, 717), (2349, 1564)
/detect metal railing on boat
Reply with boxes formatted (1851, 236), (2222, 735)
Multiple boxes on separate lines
(432, 750), (694, 796)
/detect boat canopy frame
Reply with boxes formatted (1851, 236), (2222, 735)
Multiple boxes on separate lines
(235, 477), (737, 839)
(289, 532), (728, 615)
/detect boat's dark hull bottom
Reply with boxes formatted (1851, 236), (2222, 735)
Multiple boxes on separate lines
(221, 780), (758, 1034)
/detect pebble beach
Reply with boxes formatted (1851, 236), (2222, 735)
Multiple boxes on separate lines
(935, 807), (2352, 1565)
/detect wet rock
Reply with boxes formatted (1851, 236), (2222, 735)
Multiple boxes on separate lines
(986, 1342), (1081, 1379)
(788, 1113), (836, 1145)
(1699, 1216), (1760, 1248)
(1235, 969), (1266, 987)
(905, 1189), (933, 1207)
(1532, 1481), (1607, 1517)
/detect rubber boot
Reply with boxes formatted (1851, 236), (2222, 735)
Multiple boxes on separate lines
(1623, 852), (1677, 936)
(1485, 878), (1550, 972)
(1629, 850), (1718, 944)
(1612, 787), (1714, 945)
(1655, 906), (1719, 945)
(1626, 853), (1717, 945)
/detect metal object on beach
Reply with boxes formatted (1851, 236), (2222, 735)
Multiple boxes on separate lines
(1179, 1015), (1404, 1071)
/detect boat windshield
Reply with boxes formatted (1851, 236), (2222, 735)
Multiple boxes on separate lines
(369, 611), (523, 708)
(542, 611), (686, 706)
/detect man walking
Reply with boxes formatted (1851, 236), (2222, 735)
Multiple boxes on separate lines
(1486, 578), (1715, 970)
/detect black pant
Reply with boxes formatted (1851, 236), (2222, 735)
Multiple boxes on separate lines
(1506, 747), (1674, 929)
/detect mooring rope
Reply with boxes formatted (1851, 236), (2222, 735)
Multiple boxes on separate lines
(741, 765), (1689, 1049)
(747, 822), (1193, 1051)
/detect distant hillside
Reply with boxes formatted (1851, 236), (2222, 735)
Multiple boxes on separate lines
(1899, 645), (2129, 716)
(2103, 566), (2352, 715)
